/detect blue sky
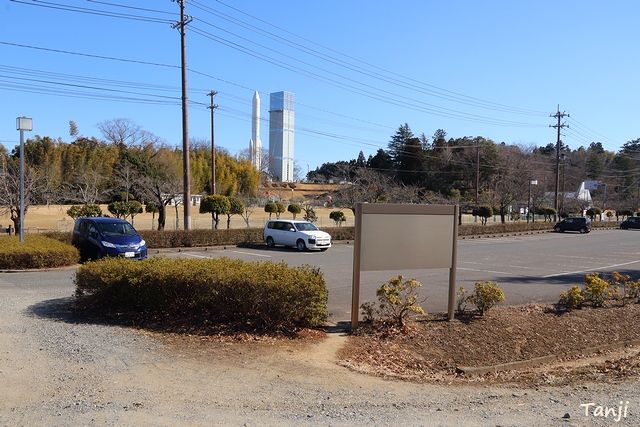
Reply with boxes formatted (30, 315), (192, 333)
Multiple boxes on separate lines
(1, 1), (638, 175)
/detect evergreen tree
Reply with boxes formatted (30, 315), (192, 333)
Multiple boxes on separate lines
(387, 123), (414, 169)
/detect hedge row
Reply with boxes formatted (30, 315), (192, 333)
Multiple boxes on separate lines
(74, 257), (328, 331)
(43, 220), (621, 251)
(0, 235), (79, 269)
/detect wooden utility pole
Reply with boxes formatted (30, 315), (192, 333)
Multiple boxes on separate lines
(172, 0), (193, 229)
(475, 138), (480, 206)
(550, 105), (569, 221)
(207, 90), (218, 194)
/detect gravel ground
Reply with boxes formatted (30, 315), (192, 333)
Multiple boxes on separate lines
(1, 268), (638, 426)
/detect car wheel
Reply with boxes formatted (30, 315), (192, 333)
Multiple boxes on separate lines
(266, 236), (275, 248)
(579, 228), (587, 234)
(296, 239), (306, 252)
(554, 226), (562, 232)
(92, 249), (103, 261)
(320, 248), (328, 252)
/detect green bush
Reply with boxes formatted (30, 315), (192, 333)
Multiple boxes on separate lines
(287, 203), (301, 219)
(370, 275), (425, 327)
(74, 257), (328, 331)
(455, 286), (469, 314)
(329, 210), (346, 227)
(472, 205), (493, 225)
(558, 271), (639, 311)
(0, 235), (79, 269)
(612, 271), (640, 300)
(66, 204), (102, 219)
(558, 286), (585, 310)
(583, 272), (613, 307)
(465, 281), (506, 315)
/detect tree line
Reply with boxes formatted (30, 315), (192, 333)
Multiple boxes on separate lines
(0, 118), (260, 232)
(310, 124), (640, 223)
(2, 118), (639, 233)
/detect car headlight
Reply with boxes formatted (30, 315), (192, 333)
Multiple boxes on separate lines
(139, 240), (146, 247)
(101, 241), (116, 248)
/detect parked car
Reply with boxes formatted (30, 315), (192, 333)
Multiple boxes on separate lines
(72, 217), (148, 260)
(264, 219), (331, 251)
(553, 217), (591, 233)
(620, 217), (640, 230)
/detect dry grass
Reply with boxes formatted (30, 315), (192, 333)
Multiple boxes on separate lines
(2, 203), (354, 233)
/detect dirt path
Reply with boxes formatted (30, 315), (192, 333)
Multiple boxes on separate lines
(1, 270), (638, 426)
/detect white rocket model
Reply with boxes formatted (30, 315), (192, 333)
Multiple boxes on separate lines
(250, 91), (262, 171)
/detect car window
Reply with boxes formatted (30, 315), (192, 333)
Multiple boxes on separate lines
(295, 222), (318, 231)
(88, 224), (98, 237)
(98, 222), (136, 236)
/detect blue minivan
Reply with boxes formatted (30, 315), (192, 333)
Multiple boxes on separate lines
(72, 217), (147, 260)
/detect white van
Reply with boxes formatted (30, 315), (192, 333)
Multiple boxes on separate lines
(263, 220), (331, 251)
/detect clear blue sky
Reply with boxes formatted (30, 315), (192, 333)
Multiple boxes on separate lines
(1, 1), (638, 175)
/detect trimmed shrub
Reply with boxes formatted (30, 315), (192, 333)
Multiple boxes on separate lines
(472, 205), (493, 225)
(74, 257), (328, 331)
(374, 275), (425, 327)
(465, 281), (506, 315)
(583, 272), (613, 307)
(287, 203), (301, 219)
(455, 286), (469, 314)
(329, 210), (346, 227)
(558, 286), (585, 310)
(0, 235), (79, 269)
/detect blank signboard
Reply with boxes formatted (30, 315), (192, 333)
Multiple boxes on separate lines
(351, 203), (458, 326)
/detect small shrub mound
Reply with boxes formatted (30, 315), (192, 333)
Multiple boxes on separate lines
(360, 275), (425, 327)
(0, 235), (79, 269)
(74, 257), (328, 333)
(557, 271), (640, 310)
(456, 281), (506, 316)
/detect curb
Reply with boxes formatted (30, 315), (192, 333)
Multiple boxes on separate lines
(456, 339), (640, 376)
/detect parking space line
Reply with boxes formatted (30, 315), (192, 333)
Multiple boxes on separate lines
(543, 259), (640, 278)
(229, 250), (272, 258)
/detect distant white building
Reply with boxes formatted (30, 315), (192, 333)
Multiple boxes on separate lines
(564, 181), (593, 206)
(543, 181), (593, 213)
(164, 194), (203, 206)
(268, 91), (294, 182)
(249, 91), (262, 171)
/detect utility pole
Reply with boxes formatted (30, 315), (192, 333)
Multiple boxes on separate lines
(475, 138), (480, 207)
(172, 0), (193, 230)
(550, 105), (569, 221)
(207, 90), (218, 195)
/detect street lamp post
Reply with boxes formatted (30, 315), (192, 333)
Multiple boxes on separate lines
(528, 180), (537, 223)
(16, 116), (33, 244)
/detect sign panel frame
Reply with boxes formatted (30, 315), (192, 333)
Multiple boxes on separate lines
(351, 203), (459, 327)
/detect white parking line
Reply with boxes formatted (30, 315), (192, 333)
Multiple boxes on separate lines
(543, 259), (640, 278)
(184, 253), (211, 259)
(458, 267), (512, 275)
(229, 250), (272, 258)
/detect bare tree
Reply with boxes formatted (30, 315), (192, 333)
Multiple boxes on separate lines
(489, 145), (529, 223)
(0, 153), (41, 234)
(330, 167), (402, 214)
(123, 145), (182, 230)
(61, 166), (105, 204)
(97, 118), (162, 149)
